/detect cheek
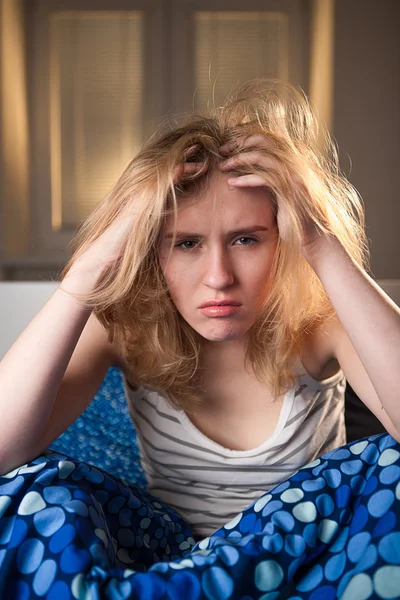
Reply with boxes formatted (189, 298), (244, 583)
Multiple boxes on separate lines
(159, 249), (176, 285)
(161, 260), (190, 302)
(160, 268), (180, 309)
(247, 247), (276, 278)
(245, 252), (276, 297)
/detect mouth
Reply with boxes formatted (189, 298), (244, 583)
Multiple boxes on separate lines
(199, 302), (242, 318)
(199, 300), (242, 308)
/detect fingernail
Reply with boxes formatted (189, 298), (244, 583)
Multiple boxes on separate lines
(185, 144), (198, 155)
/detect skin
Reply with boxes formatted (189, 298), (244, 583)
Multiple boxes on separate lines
(159, 170), (279, 353)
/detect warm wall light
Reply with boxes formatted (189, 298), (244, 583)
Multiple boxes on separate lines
(49, 11), (143, 232)
(309, 0), (335, 138)
(194, 11), (289, 112)
(49, 15), (62, 232)
(0, 0), (30, 254)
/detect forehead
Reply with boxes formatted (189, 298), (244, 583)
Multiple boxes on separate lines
(165, 171), (276, 231)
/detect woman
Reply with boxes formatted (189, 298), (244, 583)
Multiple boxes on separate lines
(0, 79), (399, 599)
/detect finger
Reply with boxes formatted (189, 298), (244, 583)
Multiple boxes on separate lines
(172, 162), (207, 184)
(220, 153), (258, 171)
(227, 174), (268, 187)
(220, 134), (276, 156)
(182, 162), (207, 176)
(183, 144), (199, 160)
(219, 140), (240, 155)
(220, 152), (275, 171)
(244, 133), (276, 148)
(172, 163), (185, 182)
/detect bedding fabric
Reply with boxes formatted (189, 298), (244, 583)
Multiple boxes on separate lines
(0, 433), (399, 599)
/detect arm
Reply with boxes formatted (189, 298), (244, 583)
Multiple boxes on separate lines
(0, 199), (137, 474)
(0, 276), (120, 475)
(304, 235), (400, 441)
(0, 160), (198, 475)
(218, 136), (400, 440)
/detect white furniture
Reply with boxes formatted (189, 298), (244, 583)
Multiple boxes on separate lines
(0, 282), (58, 359)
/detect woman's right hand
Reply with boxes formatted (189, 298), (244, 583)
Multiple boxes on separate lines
(62, 156), (206, 294)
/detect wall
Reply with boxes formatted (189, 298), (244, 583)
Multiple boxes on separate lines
(333, 0), (400, 279)
(0, 0), (399, 281)
(0, 0), (30, 258)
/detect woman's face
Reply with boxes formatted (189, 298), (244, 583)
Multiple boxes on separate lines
(159, 171), (279, 343)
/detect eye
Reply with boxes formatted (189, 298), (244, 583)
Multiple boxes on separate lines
(234, 236), (258, 246)
(175, 240), (199, 251)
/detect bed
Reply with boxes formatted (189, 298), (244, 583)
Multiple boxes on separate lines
(0, 281), (399, 599)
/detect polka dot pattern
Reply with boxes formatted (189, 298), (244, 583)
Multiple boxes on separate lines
(0, 433), (398, 598)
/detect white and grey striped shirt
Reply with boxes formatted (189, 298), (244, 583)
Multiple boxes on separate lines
(123, 363), (346, 539)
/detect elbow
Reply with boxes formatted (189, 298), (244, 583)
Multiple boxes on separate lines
(389, 429), (400, 444)
(383, 419), (400, 444)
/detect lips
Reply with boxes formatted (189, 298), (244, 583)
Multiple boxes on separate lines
(199, 300), (242, 308)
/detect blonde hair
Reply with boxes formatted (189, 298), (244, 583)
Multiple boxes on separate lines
(62, 79), (369, 411)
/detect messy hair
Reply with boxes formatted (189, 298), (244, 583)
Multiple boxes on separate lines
(61, 79), (369, 412)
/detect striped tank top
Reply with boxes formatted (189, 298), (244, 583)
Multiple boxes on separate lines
(123, 362), (346, 539)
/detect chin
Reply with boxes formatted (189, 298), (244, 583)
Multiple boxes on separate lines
(196, 323), (250, 343)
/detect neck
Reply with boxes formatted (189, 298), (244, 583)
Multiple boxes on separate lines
(201, 338), (248, 372)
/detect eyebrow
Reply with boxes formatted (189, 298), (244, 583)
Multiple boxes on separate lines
(164, 225), (269, 239)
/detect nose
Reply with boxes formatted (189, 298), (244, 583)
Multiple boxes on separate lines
(202, 246), (235, 290)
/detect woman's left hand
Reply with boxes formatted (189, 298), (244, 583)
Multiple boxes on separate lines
(219, 134), (329, 261)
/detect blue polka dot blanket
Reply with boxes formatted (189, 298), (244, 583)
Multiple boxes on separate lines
(0, 433), (399, 599)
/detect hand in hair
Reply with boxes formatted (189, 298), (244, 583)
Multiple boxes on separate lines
(63, 158), (205, 294)
(219, 134), (329, 260)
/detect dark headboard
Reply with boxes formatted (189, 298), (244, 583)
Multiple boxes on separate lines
(345, 383), (386, 442)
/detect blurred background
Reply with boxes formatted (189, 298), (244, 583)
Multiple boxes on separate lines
(0, 0), (399, 282)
